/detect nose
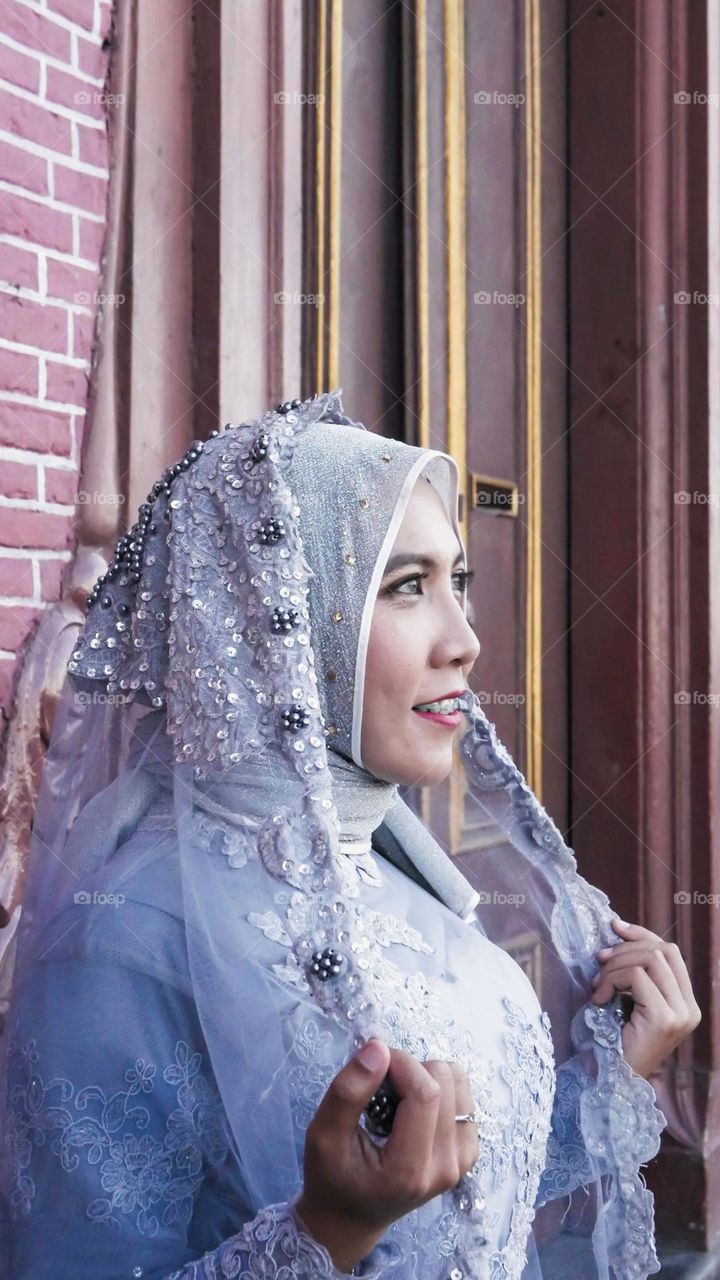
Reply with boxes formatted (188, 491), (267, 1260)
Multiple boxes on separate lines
(430, 595), (481, 673)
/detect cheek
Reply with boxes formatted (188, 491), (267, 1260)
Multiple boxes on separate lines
(365, 612), (422, 708)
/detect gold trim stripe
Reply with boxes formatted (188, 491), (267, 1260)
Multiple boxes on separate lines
(444, 0), (468, 547)
(524, 0), (543, 796)
(315, 2), (343, 391)
(443, 0), (468, 851)
(328, 0), (343, 386)
(315, 0), (327, 391)
(416, 0), (430, 452)
(417, 0), (431, 827)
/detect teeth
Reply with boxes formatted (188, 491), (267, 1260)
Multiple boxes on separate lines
(415, 698), (460, 714)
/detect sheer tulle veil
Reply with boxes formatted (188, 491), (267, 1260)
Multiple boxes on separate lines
(0, 390), (666, 1278)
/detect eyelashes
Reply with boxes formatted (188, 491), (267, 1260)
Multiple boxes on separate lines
(452, 569), (474, 593)
(384, 568), (475, 598)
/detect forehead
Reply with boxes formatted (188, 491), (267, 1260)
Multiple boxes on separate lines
(390, 474), (462, 552)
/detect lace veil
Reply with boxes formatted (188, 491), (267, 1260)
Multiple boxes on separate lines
(0, 390), (667, 1279)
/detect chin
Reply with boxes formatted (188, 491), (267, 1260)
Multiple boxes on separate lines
(397, 748), (454, 789)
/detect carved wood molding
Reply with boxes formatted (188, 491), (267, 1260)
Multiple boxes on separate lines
(568, 0), (717, 1248)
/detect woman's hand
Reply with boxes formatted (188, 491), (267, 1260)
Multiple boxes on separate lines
(295, 1038), (479, 1273)
(590, 916), (701, 1079)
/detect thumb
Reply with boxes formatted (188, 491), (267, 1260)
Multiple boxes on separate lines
(315, 1039), (391, 1136)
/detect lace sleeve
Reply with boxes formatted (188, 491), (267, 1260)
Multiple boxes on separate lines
(2, 925), (379, 1280)
(164, 1202), (382, 1279)
(535, 1053), (611, 1206)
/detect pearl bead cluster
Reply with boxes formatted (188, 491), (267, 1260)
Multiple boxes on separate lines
(249, 429), (270, 463)
(310, 946), (345, 980)
(84, 435), (222, 611)
(364, 1077), (399, 1137)
(280, 702), (310, 731)
(81, 396), (309, 616)
(270, 605), (299, 634)
(257, 516), (286, 545)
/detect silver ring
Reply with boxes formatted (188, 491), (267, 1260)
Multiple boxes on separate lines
(454, 1112), (477, 1124)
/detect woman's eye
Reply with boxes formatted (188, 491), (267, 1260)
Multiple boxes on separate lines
(453, 569), (475, 593)
(387, 569), (474, 597)
(389, 575), (424, 596)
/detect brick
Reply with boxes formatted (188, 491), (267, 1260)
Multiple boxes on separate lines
(0, 87), (72, 156)
(0, 2), (72, 63)
(0, 137), (48, 197)
(77, 32), (107, 80)
(0, 38), (40, 93)
(0, 655), (17, 710)
(0, 293), (68, 352)
(46, 256), (98, 303)
(98, 2), (112, 42)
(76, 120), (107, 169)
(45, 357), (88, 406)
(0, 458), (37, 500)
(78, 214), (104, 260)
(46, 64), (103, 118)
(40, 555), (65, 599)
(42, 463), (75, 504)
(0, 189), (73, 253)
(46, 0), (97, 33)
(0, 404), (71, 454)
(0, 602), (41, 649)
(0, 242), (38, 291)
(53, 163), (107, 217)
(73, 410), (87, 454)
(0, 347), (38, 396)
(0, 554), (33, 596)
(71, 307), (95, 356)
(0, 506), (74, 550)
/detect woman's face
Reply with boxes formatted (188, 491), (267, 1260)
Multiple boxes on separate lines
(361, 474), (481, 786)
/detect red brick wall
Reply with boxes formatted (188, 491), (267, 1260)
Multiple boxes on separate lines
(0, 0), (113, 723)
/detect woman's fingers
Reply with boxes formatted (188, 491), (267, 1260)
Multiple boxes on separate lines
(657, 943), (702, 1017)
(600, 920), (699, 1013)
(594, 931), (701, 1029)
(448, 1060), (480, 1176)
(592, 951), (682, 1015)
(313, 1038), (391, 1147)
(424, 1060), (461, 1187)
(383, 1048), (441, 1189)
(415, 1060), (479, 1191)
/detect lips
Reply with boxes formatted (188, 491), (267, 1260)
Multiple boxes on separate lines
(412, 706), (463, 727)
(412, 688), (466, 708)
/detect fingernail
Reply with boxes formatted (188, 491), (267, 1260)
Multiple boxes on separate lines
(597, 947), (611, 957)
(356, 1039), (387, 1072)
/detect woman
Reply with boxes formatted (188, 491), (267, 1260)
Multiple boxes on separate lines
(0, 390), (700, 1279)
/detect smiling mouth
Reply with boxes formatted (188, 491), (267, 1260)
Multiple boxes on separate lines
(409, 691), (458, 732)
(409, 706), (458, 727)
(412, 693), (464, 714)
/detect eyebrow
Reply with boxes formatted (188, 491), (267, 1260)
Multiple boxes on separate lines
(382, 549), (466, 577)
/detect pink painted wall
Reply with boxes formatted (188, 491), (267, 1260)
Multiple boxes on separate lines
(0, 0), (113, 726)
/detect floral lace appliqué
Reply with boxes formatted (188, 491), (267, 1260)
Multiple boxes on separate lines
(165, 1201), (387, 1279)
(265, 899), (556, 1280)
(488, 999), (555, 1280)
(8, 1037), (230, 1237)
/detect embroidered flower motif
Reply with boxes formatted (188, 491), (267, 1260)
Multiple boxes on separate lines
(285, 1019), (338, 1132)
(125, 1060), (157, 1094)
(100, 1134), (173, 1214)
(8, 1037), (230, 1237)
